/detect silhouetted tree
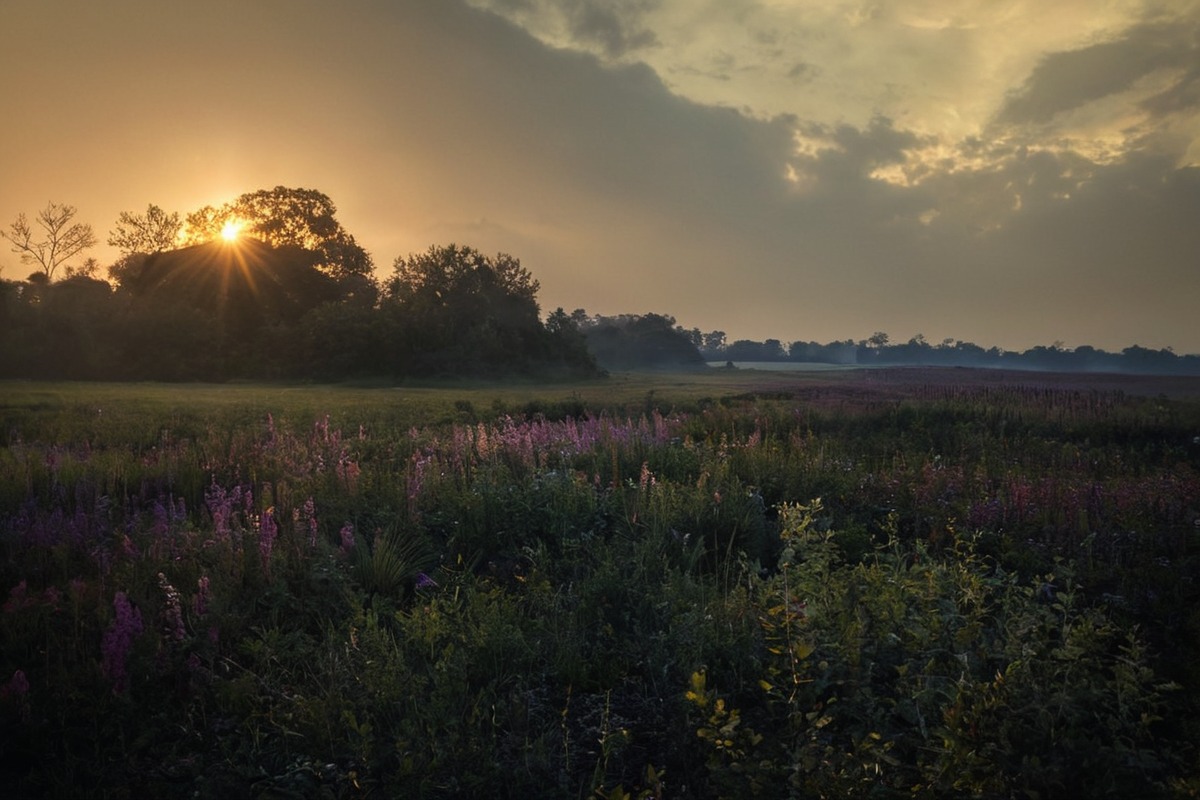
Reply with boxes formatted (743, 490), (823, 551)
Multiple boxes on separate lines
(108, 204), (183, 257)
(381, 244), (594, 377)
(183, 187), (373, 281)
(725, 338), (787, 361)
(3, 202), (97, 280)
(702, 330), (727, 356)
(544, 307), (597, 373)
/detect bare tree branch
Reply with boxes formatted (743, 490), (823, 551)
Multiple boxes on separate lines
(108, 204), (183, 256)
(3, 202), (98, 280)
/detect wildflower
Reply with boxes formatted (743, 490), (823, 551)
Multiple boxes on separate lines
(101, 591), (144, 694)
(302, 497), (318, 548)
(157, 573), (185, 643)
(206, 479), (232, 540)
(2, 670), (29, 697)
(415, 572), (438, 589)
(152, 500), (170, 537)
(336, 456), (361, 492)
(259, 507), (277, 568)
(192, 575), (211, 617)
(3, 581), (30, 614)
(0, 670), (30, 721)
(338, 523), (356, 555)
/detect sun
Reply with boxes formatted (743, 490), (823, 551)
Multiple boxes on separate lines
(220, 221), (244, 242)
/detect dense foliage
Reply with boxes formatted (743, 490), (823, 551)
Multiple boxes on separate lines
(1, 371), (1199, 798)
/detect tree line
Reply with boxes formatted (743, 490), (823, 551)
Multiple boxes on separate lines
(1, 189), (597, 381)
(3, 188), (1197, 380)
(688, 330), (1200, 376)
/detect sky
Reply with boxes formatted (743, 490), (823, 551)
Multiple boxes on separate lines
(3, 0), (1199, 353)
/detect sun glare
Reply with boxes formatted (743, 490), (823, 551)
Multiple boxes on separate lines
(220, 221), (243, 242)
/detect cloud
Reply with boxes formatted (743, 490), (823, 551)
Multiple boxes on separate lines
(467, 0), (661, 58)
(996, 21), (1197, 125)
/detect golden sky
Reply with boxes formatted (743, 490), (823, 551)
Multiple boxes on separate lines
(3, 0), (1199, 352)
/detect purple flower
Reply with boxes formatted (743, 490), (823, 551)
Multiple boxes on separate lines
(1, 670), (29, 698)
(302, 497), (318, 548)
(338, 523), (355, 555)
(415, 572), (438, 589)
(101, 591), (144, 694)
(3, 581), (30, 614)
(0, 670), (30, 720)
(259, 507), (278, 568)
(192, 575), (211, 617)
(157, 573), (186, 643)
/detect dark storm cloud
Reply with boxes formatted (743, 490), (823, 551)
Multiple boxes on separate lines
(406, 6), (798, 227)
(998, 22), (1198, 126)
(470, 0), (661, 58)
(1141, 65), (1200, 115)
(566, 0), (661, 57)
(797, 117), (933, 179)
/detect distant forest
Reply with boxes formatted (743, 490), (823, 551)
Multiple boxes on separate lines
(3, 188), (1197, 381)
(688, 330), (1200, 376)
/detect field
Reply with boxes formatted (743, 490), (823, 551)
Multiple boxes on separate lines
(2, 367), (1199, 798)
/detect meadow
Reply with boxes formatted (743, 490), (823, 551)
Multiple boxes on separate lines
(2, 367), (1199, 798)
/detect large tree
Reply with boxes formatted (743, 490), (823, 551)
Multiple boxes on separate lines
(382, 244), (540, 372)
(182, 187), (373, 281)
(386, 243), (539, 309)
(379, 244), (597, 377)
(3, 202), (97, 281)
